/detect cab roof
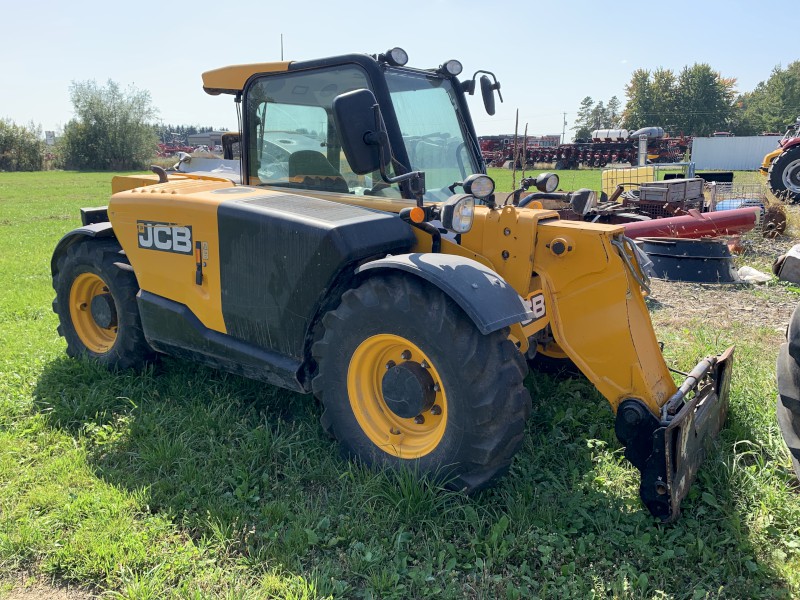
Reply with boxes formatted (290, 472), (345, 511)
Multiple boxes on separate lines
(202, 61), (292, 95)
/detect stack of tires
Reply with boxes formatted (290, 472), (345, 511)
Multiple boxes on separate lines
(776, 303), (800, 481)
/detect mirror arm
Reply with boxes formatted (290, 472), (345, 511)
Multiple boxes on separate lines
(368, 104), (427, 207)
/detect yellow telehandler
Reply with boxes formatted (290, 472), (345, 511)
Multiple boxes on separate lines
(51, 48), (733, 521)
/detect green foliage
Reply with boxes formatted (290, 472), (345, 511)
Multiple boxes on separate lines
(0, 118), (45, 171)
(572, 96), (622, 141)
(621, 64), (736, 135)
(735, 61), (800, 135)
(1, 171), (799, 598)
(59, 80), (158, 170)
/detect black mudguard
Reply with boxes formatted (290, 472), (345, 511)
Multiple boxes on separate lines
(51, 222), (116, 276)
(356, 253), (534, 335)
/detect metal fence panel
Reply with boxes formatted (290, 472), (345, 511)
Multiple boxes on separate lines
(691, 136), (782, 170)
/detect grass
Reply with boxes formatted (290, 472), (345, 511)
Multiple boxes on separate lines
(1, 170), (799, 598)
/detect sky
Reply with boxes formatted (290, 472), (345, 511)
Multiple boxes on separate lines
(2, 0), (798, 140)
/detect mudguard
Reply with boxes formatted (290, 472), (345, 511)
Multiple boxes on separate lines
(356, 253), (534, 335)
(50, 222), (116, 276)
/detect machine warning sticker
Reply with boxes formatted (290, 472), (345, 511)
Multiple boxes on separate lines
(137, 221), (193, 254)
(520, 291), (546, 325)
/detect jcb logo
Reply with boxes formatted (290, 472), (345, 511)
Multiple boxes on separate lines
(137, 221), (193, 254)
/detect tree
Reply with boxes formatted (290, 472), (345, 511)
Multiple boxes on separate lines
(674, 64), (736, 136)
(649, 68), (677, 130)
(0, 119), (45, 171)
(734, 61), (800, 135)
(607, 96), (622, 126)
(572, 96), (621, 141)
(621, 69), (653, 130)
(621, 65), (736, 135)
(572, 96), (595, 140)
(59, 80), (158, 170)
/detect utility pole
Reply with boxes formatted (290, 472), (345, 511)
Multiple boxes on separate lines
(562, 112), (567, 144)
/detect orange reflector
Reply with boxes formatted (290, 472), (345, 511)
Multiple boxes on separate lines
(409, 207), (425, 223)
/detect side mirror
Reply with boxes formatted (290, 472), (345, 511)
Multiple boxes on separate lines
(332, 88), (384, 175)
(480, 76), (496, 116)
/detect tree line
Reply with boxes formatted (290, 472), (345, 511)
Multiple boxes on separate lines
(572, 61), (800, 140)
(0, 80), (225, 172)
(2, 61), (800, 171)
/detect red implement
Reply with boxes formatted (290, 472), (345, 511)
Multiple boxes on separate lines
(622, 207), (760, 239)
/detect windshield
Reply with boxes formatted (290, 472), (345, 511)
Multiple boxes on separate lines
(385, 69), (481, 202)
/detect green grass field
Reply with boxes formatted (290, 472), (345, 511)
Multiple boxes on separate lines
(1, 171), (799, 598)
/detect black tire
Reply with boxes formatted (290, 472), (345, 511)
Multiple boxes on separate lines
(52, 238), (155, 370)
(311, 274), (531, 492)
(777, 302), (800, 482)
(768, 146), (800, 202)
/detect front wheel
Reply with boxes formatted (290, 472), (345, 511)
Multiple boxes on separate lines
(52, 238), (155, 370)
(768, 146), (800, 202)
(312, 274), (531, 492)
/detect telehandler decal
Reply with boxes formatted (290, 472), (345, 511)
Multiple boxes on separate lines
(137, 221), (193, 254)
(521, 291), (546, 324)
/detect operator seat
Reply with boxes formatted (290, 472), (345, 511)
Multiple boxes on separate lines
(287, 150), (349, 193)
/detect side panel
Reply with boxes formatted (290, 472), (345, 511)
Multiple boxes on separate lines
(137, 291), (305, 392)
(217, 194), (416, 359)
(109, 179), (236, 333)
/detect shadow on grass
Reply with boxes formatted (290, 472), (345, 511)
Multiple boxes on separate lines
(31, 355), (794, 599)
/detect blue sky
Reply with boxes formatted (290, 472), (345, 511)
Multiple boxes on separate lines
(2, 0), (797, 138)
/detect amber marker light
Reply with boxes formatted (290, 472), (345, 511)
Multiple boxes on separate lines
(409, 207), (426, 223)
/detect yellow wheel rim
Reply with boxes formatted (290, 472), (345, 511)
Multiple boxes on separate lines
(347, 334), (447, 459)
(69, 272), (117, 353)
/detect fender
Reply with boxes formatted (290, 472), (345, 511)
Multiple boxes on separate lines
(356, 253), (534, 335)
(50, 222), (116, 276)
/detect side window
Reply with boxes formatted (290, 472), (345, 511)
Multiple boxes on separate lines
(246, 66), (401, 198)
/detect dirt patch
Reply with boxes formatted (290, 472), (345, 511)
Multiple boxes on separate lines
(642, 198), (800, 343)
(2, 575), (97, 600)
(648, 278), (796, 337)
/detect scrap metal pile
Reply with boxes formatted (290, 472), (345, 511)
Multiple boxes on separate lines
(507, 171), (788, 284)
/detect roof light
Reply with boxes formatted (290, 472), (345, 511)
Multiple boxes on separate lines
(380, 47), (408, 67)
(440, 60), (463, 76)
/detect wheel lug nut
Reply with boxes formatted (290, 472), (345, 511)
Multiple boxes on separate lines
(421, 360), (429, 369)
(401, 350), (411, 360)
(414, 415), (425, 424)
(430, 405), (442, 416)
(386, 360), (396, 370)
(433, 383), (440, 392)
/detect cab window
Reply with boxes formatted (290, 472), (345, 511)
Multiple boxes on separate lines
(246, 65), (400, 198)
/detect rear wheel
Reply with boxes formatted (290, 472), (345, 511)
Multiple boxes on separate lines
(768, 146), (800, 202)
(312, 274), (531, 492)
(52, 238), (155, 370)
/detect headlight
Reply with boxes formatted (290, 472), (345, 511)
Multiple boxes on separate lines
(462, 174), (495, 199)
(441, 194), (475, 234)
(535, 172), (559, 193)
